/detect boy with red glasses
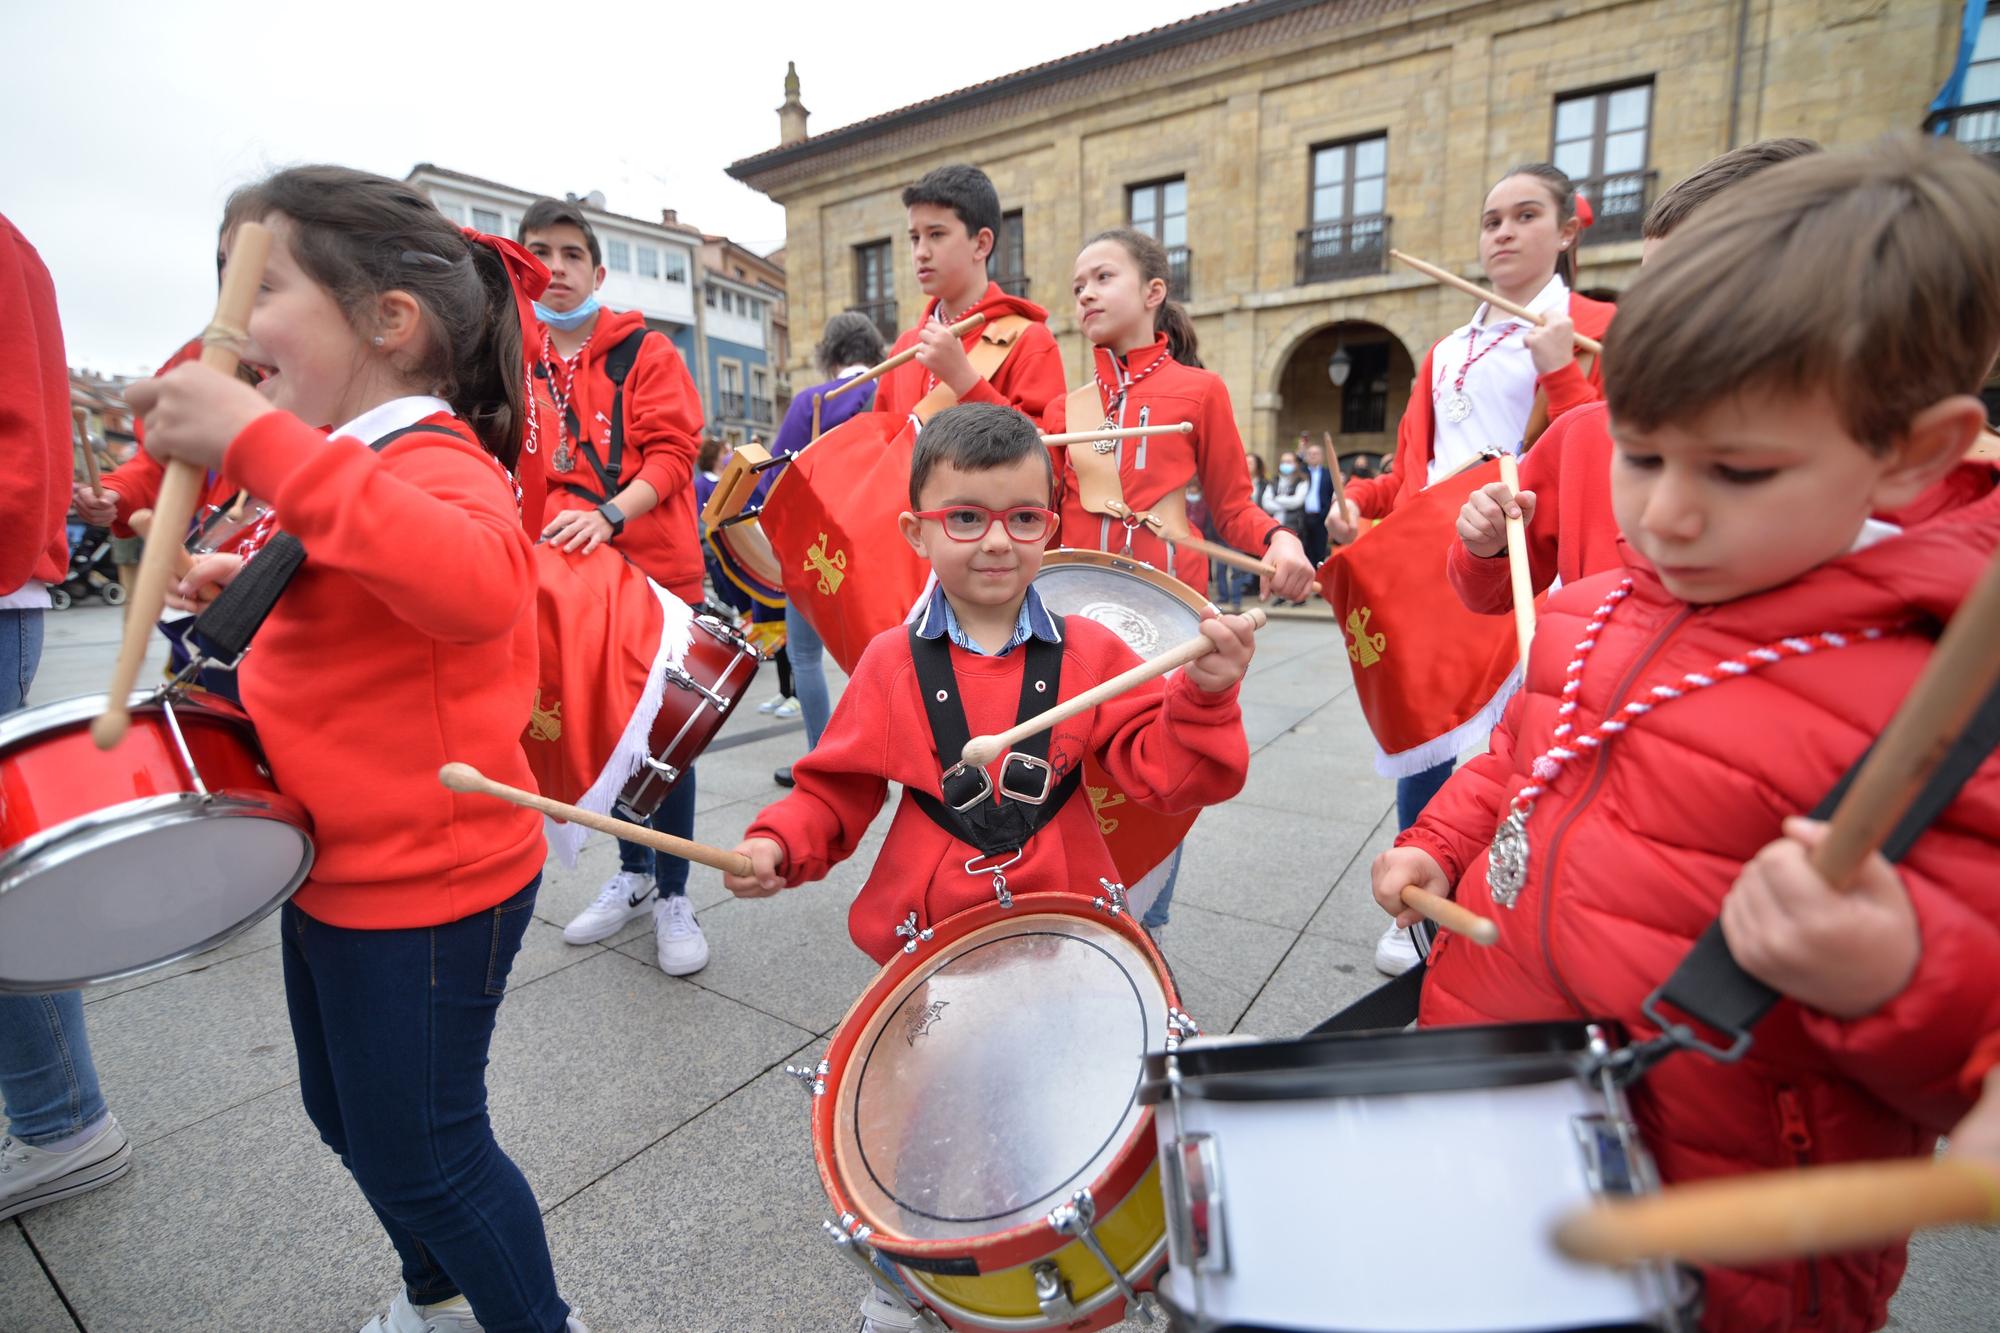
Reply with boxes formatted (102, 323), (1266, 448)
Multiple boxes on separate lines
(722, 401), (1259, 963)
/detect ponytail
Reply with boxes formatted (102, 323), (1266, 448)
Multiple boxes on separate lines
(1498, 161), (1581, 289)
(1083, 227), (1203, 368)
(461, 244), (526, 472)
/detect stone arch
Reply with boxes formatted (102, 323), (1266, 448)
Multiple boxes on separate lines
(1263, 316), (1417, 470)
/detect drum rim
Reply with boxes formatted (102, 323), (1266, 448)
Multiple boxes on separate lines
(1037, 548), (1212, 619)
(709, 519), (786, 593)
(0, 689), (249, 750)
(1137, 1020), (1620, 1103)
(0, 791), (315, 993)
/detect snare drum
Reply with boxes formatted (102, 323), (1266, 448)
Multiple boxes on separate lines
(616, 613), (761, 821)
(812, 893), (1189, 1331)
(0, 691), (313, 993)
(1138, 1023), (1698, 1332)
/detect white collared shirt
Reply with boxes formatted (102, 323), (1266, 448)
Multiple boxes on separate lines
(329, 395), (455, 445)
(1428, 273), (1570, 486)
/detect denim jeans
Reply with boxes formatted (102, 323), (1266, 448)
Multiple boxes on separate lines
(282, 880), (568, 1333)
(1396, 759), (1457, 831)
(1141, 845), (1184, 931)
(617, 763), (697, 896)
(785, 600), (832, 750)
(2, 609), (43, 711)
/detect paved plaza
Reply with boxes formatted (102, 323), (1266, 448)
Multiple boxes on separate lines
(5, 604), (1993, 1330)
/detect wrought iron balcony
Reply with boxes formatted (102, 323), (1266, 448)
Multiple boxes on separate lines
(1295, 215), (1391, 285)
(718, 391), (746, 421)
(997, 272), (1031, 299)
(1166, 247), (1191, 302)
(850, 299), (898, 341)
(1576, 170), (1658, 246)
(1926, 101), (2000, 161)
(751, 396), (775, 425)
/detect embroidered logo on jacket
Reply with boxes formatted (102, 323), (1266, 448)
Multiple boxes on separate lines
(528, 689), (563, 742)
(1345, 607), (1387, 668)
(1086, 783), (1126, 836)
(804, 532), (847, 596)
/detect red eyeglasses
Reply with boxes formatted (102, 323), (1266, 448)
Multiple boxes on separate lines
(911, 505), (1059, 543)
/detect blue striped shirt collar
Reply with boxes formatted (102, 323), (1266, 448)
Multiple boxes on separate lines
(912, 583), (1062, 657)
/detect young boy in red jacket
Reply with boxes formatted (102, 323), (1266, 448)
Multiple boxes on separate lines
(723, 402), (1256, 963)
(1372, 137), (2000, 1333)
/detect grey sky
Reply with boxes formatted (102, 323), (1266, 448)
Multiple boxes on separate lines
(4, 0), (1216, 375)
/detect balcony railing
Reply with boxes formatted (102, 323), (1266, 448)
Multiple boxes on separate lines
(1576, 170), (1658, 246)
(751, 396), (774, 425)
(1166, 247), (1191, 302)
(997, 272), (1031, 299)
(1295, 215), (1391, 285)
(1926, 101), (2000, 160)
(850, 299), (898, 342)
(718, 391), (746, 421)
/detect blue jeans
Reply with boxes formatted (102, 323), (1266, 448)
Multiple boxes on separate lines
(282, 881), (567, 1332)
(617, 764), (697, 896)
(785, 601), (832, 750)
(1141, 845), (1183, 931)
(1397, 759), (1456, 832)
(0, 608), (106, 1148)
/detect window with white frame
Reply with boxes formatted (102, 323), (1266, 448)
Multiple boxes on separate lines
(607, 239), (631, 272)
(663, 250), (688, 283)
(638, 246), (660, 279)
(471, 207), (502, 233)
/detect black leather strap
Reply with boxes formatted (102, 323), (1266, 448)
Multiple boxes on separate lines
(557, 326), (649, 506)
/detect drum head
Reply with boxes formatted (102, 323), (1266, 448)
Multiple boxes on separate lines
(1034, 551), (1205, 661)
(0, 797), (313, 991)
(834, 911), (1169, 1241)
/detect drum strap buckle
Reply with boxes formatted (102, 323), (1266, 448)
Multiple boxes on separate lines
(963, 848), (1022, 909)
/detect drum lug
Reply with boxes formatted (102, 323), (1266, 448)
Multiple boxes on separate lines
(1164, 1007), (1201, 1052)
(660, 663), (733, 713)
(1032, 1262), (1077, 1322)
(894, 912), (935, 955)
(821, 1218), (945, 1332)
(1048, 1188), (1151, 1323)
(1092, 878), (1128, 917)
(641, 756), (682, 782)
(783, 1057), (828, 1097)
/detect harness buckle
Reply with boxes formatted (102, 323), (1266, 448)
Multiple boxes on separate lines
(998, 753), (1055, 804)
(938, 760), (994, 813)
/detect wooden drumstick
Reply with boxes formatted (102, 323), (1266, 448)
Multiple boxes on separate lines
(823, 312), (986, 400)
(1171, 534), (1276, 579)
(1497, 453), (1535, 663)
(1039, 423), (1195, 448)
(1322, 431), (1347, 509)
(1399, 885), (1499, 945)
(94, 221), (271, 750)
(1390, 249), (1604, 357)
(438, 762), (755, 877)
(74, 407), (103, 494)
(1553, 1157), (2000, 1268)
(960, 609), (1267, 767)
(1813, 547), (2000, 887)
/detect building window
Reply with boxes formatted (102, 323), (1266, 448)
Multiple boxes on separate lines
(717, 359), (744, 422)
(471, 207), (502, 233)
(1936, 15), (2000, 156)
(1297, 134), (1391, 283)
(1127, 177), (1189, 301)
(638, 246), (660, 279)
(1337, 342), (1392, 435)
(751, 367), (773, 425)
(997, 208), (1028, 297)
(705, 285), (717, 307)
(437, 201), (467, 225)
(663, 250), (688, 283)
(1553, 82), (1656, 245)
(853, 240), (896, 339)
(607, 239), (631, 272)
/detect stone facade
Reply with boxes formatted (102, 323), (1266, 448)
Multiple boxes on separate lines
(730, 0), (1963, 461)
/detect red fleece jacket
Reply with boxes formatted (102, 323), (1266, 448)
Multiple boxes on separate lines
(874, 283), (1066, 426)
(540, 308), (704, 601)
(0, 214), (72, 593)
(747, 616), (1247, 962)
(222, 408), (543, 928)
(1045, 336), (1282, 595)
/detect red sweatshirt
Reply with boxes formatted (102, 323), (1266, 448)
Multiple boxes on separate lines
(747, 616), (1248, 962)
(221, 404), (543, 928)
(0, 214), (72, 594)
(874, 282), (1066, 426)
(1045, 337), (1282, 595)
(1965, 1032), (2000, 1096)
(540, 308), (704, 601)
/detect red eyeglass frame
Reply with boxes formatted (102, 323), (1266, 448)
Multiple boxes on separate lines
(909, 505), (1060, 543)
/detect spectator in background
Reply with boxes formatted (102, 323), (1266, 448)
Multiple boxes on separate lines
(1260, 449), (1308, 604)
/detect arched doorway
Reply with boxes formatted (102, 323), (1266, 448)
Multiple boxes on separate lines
(1275, 321), (1414, 473)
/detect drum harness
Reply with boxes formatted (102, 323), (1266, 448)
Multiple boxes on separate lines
(537, 326), (650, 512)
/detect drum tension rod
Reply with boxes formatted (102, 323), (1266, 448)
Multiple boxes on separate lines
(822, 1218), (946, 1331)
(1049, 1188), (1152, 1324)
(1092, 878), (1128, 916)
(783, 1057), (828, 1097)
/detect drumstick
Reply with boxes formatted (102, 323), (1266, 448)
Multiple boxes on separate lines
(1322, 432), (1347, 508)
(94, 221), (270, 750)
(1553, 1157), (2000, 1268)
(823, 313), (987, 400)
(1040, 423), (1195, 448)
(1400, 885), (1499, 945)
(438, 762), (755, 877)
(74, 408), (103, 494)
(1497, 453), (1535, 663)
(1389, 249), (1604, 357)
(959, 609), (1267, 767)
(1171, 533), (1276, 579)
(1812, 547), (2000, 887)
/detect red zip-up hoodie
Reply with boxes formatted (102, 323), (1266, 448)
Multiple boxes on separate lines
(874, 282), (1066, 426)
(1045, 336), (1282, 595)
(540, 308), (704, 602)
(0, 214), (72, 595)
(1406, 486), (2000, 1332)
(222, 404), (544, 928)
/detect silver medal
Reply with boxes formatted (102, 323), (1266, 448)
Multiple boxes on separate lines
(1486, 809), (1529, 907)
(1444, 391), (1473, 424)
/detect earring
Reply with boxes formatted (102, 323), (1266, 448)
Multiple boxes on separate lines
(371, 335), (385, 346)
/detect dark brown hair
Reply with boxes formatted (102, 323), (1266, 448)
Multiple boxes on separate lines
(1083, 228), (1202, 368)
(1605, 135), (2000, 453)
(815, 310), (886, 376)
(1641, 138), (1823, 240)
(518, 198), (602, 268)
(908, 402), (1053, 507)
(902, 165), (1002, 263)
(225, 166), (527, 470)
(1494, 162), (1579, 289)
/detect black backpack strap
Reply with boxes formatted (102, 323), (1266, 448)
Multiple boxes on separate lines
(188, 423), (461, 663)
(561, 326), (651, 505)
(1308, 960), (1427, 1036)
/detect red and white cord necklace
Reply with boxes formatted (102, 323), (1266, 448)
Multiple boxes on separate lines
(1438, 321), (1521, 425)
(540, 330), (593, 474)
(1485, 577), (1892, 906)
(1093, 341), (1172, 443)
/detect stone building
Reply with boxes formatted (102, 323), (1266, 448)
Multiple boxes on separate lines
(728, 0), (1977, 463)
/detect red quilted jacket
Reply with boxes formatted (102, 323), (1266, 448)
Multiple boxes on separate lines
(1404, 484), (2000, 1333)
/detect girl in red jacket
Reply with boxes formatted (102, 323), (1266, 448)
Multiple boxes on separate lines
(125, 166), (586, 1333)
(1371, 138), (2000, 1333)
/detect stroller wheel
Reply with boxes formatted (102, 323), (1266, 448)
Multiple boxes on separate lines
(49, 586), (72, 611)
(101, 581), (128, 606)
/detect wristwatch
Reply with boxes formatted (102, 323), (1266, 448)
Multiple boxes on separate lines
(596, 500), (626, 536)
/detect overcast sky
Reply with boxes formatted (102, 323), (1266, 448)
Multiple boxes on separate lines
(6, 0), (1217, 375)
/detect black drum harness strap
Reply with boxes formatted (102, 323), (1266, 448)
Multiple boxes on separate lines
(906, 623), (1081, 912)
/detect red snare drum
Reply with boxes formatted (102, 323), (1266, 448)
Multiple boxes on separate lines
(616, 613), (762, 821)
(0, 691), (313, 993)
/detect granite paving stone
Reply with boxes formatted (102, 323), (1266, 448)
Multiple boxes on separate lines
(1305, 809), (1402, 946)
(1, 1220), (74, 1332)
(1173, 796), (1382, 932)
(80, 909), (281, 1007)
(1155, 901), (1300, 1035)
(1237, 930), (1388, 1037)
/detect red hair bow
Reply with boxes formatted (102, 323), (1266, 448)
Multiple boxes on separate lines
(1574, 191), (1596, 229)
(462, 227), (550, 352)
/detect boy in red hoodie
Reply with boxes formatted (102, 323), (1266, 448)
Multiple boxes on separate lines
(1372, 137), (2000, 1332)
(517, 199), (714, 975)
(723, 402), (1256, 962)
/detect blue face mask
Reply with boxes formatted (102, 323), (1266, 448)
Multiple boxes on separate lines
(534, 292), (600, 331)
(1278, 462), (1297, 476)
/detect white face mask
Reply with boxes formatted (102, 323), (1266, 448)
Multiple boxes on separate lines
(1279, 462), (1297, 476)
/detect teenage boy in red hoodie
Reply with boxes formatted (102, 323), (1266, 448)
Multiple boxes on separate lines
(517, 199), (713, 975)
(1372, 137), (2000, 1332)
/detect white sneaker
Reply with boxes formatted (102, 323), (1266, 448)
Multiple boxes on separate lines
(1374, 921), (1422, 977)
(360, 1292), (483, 1333)
(757, 695), (786, 715)
(0, 1115), (131, 1221)
(654, 894), (709, 975)
(561, 871), (655, 945)
(774, 696), (801, 719)
(858, 1280), (921, 1331)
